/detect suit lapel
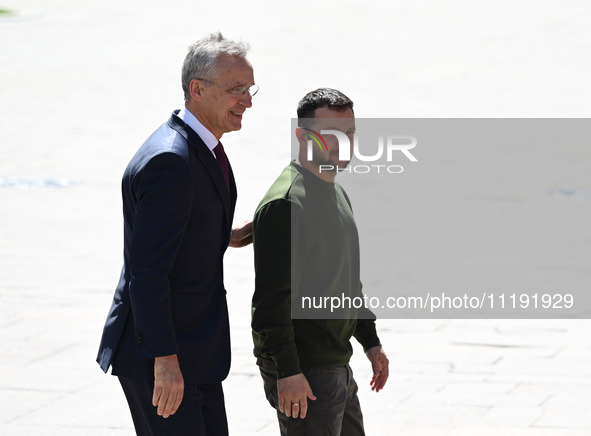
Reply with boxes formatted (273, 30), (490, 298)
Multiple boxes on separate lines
(227, 160), (238, 206)
(167, 113), (234, 228)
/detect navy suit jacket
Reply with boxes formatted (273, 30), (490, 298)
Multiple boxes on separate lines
(97, 111), (237, 384)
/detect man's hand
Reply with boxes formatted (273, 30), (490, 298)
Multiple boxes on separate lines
(229, 220), (253, 247)
(152, 354), (184, 418)
(366, 346), (389, 392)
(277, 373), (317, 419)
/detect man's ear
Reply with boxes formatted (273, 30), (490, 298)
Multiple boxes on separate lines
(189, 79), (204, 102)
(295, 127), (308, 148)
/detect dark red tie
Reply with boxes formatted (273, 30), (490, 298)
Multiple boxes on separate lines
(213, 142), (230, 191)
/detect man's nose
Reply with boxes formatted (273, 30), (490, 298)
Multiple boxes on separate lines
(239, 92), (253, 108)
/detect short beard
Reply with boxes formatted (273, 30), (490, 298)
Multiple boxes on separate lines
(312, 152), (351, 172)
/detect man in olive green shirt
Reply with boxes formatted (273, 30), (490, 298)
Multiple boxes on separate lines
(251, 88), (389, 435)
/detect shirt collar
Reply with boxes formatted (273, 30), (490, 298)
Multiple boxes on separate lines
(178, 107), (218, 154)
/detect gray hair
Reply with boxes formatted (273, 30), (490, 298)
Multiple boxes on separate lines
(182, 32), (250, 101)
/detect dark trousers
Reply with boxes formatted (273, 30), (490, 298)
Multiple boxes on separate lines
(118, 376), (228, 436)
(257, 359), (365, 436)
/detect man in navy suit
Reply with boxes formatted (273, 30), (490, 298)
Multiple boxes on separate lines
(97, 32), (256, 435)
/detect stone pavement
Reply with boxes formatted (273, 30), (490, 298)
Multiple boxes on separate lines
(1, 0), (591, 434)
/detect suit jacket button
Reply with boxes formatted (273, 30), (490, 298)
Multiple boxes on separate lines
(136, 332), (143, 344)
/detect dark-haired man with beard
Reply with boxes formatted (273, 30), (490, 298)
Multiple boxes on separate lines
(251, 88), (389, 435)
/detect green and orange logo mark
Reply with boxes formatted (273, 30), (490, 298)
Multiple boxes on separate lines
(302, 128), (327, 152)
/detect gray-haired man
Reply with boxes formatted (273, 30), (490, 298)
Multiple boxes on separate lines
(97, 32), (255, 435)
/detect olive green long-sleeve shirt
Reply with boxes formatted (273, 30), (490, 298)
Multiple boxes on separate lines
(251, 162), (381, 378)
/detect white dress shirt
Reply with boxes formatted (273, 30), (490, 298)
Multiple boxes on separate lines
(178, 107), (218, 157)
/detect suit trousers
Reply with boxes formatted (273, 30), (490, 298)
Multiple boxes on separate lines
(257, 358), (365, 436)
(118, 376), (228, 436)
